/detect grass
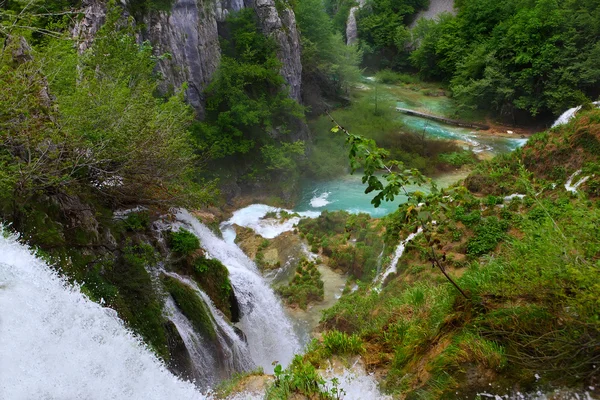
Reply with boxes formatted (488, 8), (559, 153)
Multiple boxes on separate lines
(294, 110), (600, 398)
(305, 95), (468, 179)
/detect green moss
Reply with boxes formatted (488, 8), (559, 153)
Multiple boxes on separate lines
(109, 240), (169, 360)
(163, 275), (216, 340)
(192, 256), (234, 320)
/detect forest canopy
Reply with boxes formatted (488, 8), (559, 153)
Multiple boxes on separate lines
(410, 0), (600, 120)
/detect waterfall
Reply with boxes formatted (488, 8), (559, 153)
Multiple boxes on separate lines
(164, 296), (222, 388)
(0, 231), (204, 400)
(346, 0), (365, 45)
(172, 209), (301, 373)
(374, 227), (423, 287)
(346, 6), (359, 45)
(164, 272), (255, 377)
(552, 101), (600, 128)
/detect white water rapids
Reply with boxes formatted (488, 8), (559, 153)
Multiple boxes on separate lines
(0, 227), (392, 399)
(552, 101), (600, 128)
(171, 209), (301, 373)
(375, 227), (423, 287)
(0, 231), (203, 400)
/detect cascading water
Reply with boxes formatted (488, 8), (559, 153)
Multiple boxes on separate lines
(164, 296), (222, 388)
(346, 0), (366, 45)
(552, 101), (600, 128)
(0, 231), (204, 400)
(164, 272), (255, 377)
(171, 209), (301, 373)
(375, 227), (423, 287)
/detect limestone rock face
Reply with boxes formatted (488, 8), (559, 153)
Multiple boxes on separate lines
(72, 0), (107, 53)
(143, 0), (221, 117)
(72, 0), (304, 117)
(254, 0), (303, 103)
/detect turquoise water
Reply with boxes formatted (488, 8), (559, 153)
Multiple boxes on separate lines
(294, 172), (468, 217)
(399, 115), (528, 155)
(295, 79), (528, 218)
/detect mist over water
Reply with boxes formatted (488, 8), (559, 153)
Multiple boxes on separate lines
(0, 231), (204, 400)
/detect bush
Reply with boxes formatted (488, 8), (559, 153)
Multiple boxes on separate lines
(276, 259), (324, 309)
(466, 217), (509, 256)
(169, 228), (200, 256)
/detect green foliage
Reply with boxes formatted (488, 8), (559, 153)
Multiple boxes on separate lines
(267, 355), (344, 400)
(375, 69), (418, 84)
(321, 330), (365, 356)
(297, 211), (384, 279)
(438, 151), (476, 167)
(163, 275), (216, 340)
(192, 256), (234, 318)
(109, 240), (169, 359)
(411, 0), (600, 119)
(0, 3), (212, 220)
(168, 228), (200, 256)
(356, 0), (429, 69)
(122, 212), (151, 232)
(294, 0), (362, 105)
(276, 259), (324, 309)
(466, 217), (509, 256)
(306, 95), (462, 179)
(196, 9), (304, 159)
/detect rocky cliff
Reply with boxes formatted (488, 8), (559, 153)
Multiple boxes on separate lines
(75, 0), (302, 116)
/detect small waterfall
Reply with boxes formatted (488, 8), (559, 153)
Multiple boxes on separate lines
(164, 272), (255, 377)
(0, 231), (204, 399)
(164, 296), (222, 388)
(172, 209), (301, 373)
(346, 0), (366, 45)
(552, 101), (600, 128)
(564, 170), (590, 194)
(346, 6), (359, 45)
(375, 227), (423, 287)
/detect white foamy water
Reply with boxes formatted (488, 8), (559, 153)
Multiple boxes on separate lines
(0, 231), (204, 400)
(164, 297), (221, 388)
(565, 170), (591, 194)
(375, 227), (423, 287)
(552, 101), (600, 128)
(165, 272), (255, 377)
(223, 204), (319, 239)
(173, 209), (302, 373)
(310, 192), (332, 208)
(320, 361), (391, 400)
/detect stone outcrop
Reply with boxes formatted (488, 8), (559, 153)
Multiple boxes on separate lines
(74, 0), (303, 116)
(72, 0), (107, 53)
(253, 0), (303, 103)
(143, 0), (222, 117)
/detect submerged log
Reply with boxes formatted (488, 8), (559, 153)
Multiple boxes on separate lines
(396, 107), (490, 130)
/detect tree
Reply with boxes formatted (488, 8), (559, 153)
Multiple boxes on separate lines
(0, 2), (211, 218)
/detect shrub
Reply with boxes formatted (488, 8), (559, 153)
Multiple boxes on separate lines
(276, 259), (324, 309)
(466, 217), (509, 256)
(169, 228), (200, 256)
